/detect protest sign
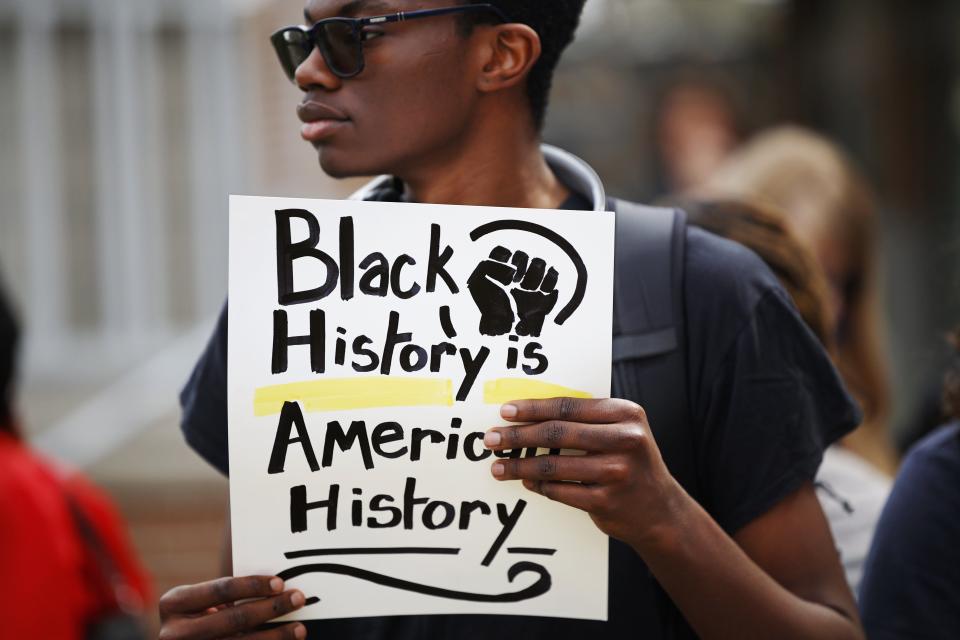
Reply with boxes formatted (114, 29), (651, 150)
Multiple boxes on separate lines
(228, 195), (614, 621)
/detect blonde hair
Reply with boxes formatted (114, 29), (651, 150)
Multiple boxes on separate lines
(702, 126), (898, 474)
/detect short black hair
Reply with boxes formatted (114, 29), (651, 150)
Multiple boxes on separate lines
(0, 282), (19, 431)
(459, 0), (587, 131)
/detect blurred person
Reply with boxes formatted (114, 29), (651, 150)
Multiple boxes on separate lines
(702, 126), (899, 476)
(0, 282), (151, 638)
(654, 74), (743, 194)
(859, 327), (960, 638)
(667, 197), (892, 593)
(163, 2), (866, 639)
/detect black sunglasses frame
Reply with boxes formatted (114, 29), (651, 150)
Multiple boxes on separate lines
(271, 3), (511, 82)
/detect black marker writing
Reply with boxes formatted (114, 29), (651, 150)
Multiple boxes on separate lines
(276, 561), (550, 603)
(270, 309), (513, 397)
(288, 477), (527, 567)
(275, 213), (459, 305)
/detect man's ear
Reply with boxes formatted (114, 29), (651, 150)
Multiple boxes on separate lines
(474, 23), (541, 93)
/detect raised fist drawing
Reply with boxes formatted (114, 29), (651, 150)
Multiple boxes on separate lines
(467, 246), (560, 337)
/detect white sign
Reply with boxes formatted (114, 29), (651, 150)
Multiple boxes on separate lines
(228, 195), (614, 622)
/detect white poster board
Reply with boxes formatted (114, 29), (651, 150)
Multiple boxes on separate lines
(228, 195), (614, 622)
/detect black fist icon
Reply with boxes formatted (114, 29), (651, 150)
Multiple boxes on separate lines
(467, 246), (560, 338)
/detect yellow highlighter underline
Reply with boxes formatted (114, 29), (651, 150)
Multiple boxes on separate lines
(253, 377), (453, 416)
(482, 378), (593, 405)
(253, 377), (592, 416)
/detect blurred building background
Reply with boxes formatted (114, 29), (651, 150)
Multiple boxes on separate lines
(0, 0), (958, 633)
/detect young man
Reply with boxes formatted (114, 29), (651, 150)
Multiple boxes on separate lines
(162, 1), (866, 638)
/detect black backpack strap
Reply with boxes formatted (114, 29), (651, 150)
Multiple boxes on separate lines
(610, 199), (696, 496)
(610, 199), (703, 638)
(612, 200), (686, 359)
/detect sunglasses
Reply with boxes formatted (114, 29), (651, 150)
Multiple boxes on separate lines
(270, 4), (511, 82)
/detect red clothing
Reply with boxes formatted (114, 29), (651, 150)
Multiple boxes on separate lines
(0, 430), (150, 639)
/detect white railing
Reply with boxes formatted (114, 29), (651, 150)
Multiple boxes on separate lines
(1, 0), (250, 380)
(0, 0), (251, 466)
(0, 0), (355, 465)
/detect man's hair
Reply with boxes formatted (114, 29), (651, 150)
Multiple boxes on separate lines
(459, 0), (587, 131)
(0, 283), (19, 433)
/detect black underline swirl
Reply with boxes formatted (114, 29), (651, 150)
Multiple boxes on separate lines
(276, 560), (551, 603)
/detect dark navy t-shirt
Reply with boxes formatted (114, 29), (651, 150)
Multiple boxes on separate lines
(859, 422), (960, 639)
(179, 194), (860, 639)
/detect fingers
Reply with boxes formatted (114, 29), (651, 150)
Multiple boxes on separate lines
(510, 251), (529, 282)
(485, 418), (648, 454)
(521, 479), (600, 512)
(165, 590), (307, 640)
(540, 267), (559, 293)
(489, 246), (511, 262)
(519, 258), (546, 290)
(481, 248), (558, 293)
(491, 453), (628, 484)
(480, 259), (516, 286)
(247, 624), (308, 640)
(160, 576), (284, 617)
(500, 397), (645, 425)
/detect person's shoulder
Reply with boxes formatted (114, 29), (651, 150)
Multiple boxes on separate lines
(681, 223), (786, 332)
(0, 433), (73, 536)
(861, 422), (960, 637)
(611, 198), (790, 350)
(610, 198), (780, 306)
(684, 224), (782, 302)
(900, 421), (960, 483)
(876, 421), (960, 536)
(0, 432), (58, 496)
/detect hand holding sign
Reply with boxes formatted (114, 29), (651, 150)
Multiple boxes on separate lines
(484, 398), (684, 553)
(467, 246), (560, 338)
(158, 576), (307, 640)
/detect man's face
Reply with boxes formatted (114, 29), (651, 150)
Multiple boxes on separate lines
(296, 0), (482, 179)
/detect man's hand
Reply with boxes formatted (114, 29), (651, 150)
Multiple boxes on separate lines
(484, 397), (685, 551)
(158, 576), (307, 640)
(485, 398), (865, 640)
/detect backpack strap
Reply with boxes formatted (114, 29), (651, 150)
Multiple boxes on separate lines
(610, 199), (697, 497)
(610, 199), (701, 636)
(612, 200), (686, 360)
